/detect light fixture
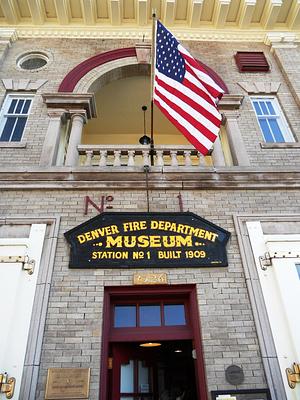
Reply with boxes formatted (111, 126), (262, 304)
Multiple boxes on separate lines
(139, 342), (161, 347)
(139, 105), (151, 145)
(174, 349), (182, 353)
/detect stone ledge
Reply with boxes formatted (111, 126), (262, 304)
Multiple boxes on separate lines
(0, 141), (27, 148)
(0, 167), (300, 190)
(260, 142), (300, 149)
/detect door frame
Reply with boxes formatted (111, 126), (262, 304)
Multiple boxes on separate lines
(0, 216), (60, 399)
(100, 284), (208, 400)
(233, 214), (300, 400)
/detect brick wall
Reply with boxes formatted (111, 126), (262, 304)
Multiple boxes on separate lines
(0, 38), (299, 168)
(1, 188), (299, 398)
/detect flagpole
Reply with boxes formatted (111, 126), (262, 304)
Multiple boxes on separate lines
(150, 10), (156, 166)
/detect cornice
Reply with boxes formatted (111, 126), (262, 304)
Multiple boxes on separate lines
(1, 167), (300, 190)
(4, 26), (300, 43)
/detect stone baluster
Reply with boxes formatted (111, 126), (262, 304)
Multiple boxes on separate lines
(198, 152), (205, 166)
(99, 150), (107, 167)
(65, 112), (87, 166)
(142, 150), (150, 166)
(84, 150), (93, 166)
(170, 150), (178, 166)
(113, 150), (121, 166)
(127, 150), (135, 166)
(184, 150), (192, 166)
(156, 150), (164, 167)
(224, 112), (250, 166)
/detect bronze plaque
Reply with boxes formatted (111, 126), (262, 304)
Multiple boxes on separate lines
(133, 273), (168, 285)
(45, 368), (90, 399)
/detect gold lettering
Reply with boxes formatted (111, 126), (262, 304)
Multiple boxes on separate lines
(137, 235), (149, 247)
(149, 235), (161, 247)
(106, 236), (123, 248)
(77, 234), (86, 244)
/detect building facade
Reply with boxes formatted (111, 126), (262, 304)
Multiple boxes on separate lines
(0, 1), (300, 400)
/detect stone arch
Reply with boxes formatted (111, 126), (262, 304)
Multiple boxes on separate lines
(58, 47), (228, 94)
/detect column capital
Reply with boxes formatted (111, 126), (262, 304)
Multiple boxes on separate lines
(69, 110), (87, 124)
(47, 109), (66, 119)
(264, 32), (298, 48)
(222, 111), (241, 121)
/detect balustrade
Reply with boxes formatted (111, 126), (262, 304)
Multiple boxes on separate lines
(77, 145), (212, 168)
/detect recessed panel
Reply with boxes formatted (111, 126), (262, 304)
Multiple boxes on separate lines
(150, 0), (162, 20)
(123, 0), (135, 20)
(175, 0), (188, 21)
(200, 0), (215, 22)
(227, 0), (240, 23)
(70, 0), (82, 19)
(96, 0), (109, 19)
(277, 0), (292, 23)
(252, 0), (266, 23)
(18, 0), (31, 18)
(44, 0), (57, 19)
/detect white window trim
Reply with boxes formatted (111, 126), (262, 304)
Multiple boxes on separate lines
(250, 96), (294, 143)
(0, 93), (34, 142)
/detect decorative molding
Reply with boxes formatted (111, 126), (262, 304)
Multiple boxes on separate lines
(135, 43), (151, 64)
(1, 79), (47, 91)
(264, 32), (298, 47)
(1, 167), (300, 190)
(9, 27), (300, 43)
(237, 81), (281, 94)
(0, 29), (18, 43)
(219, 94), (244, 109)
(42, 93), (97, 119)
(260, 142), (300, 149)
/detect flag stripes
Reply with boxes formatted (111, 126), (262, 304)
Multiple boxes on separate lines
(154, 20), (224, 155)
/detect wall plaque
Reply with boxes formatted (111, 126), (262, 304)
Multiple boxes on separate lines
(225, 365), (244, 385)
(133, 273), (168, 285)
(64, 212), (230, 269)
(45, 368), (90, 399)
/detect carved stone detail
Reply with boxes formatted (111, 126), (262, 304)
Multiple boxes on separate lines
(1, 79), (47, 91)
(237, 81), (281, 94)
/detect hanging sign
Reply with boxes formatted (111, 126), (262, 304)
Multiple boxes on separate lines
(64, 212), (230, 269)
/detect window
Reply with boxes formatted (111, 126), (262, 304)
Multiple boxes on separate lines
(251, 97), (294, 143)
(0, 94), (33, 142)
(113, 302), (187, 328)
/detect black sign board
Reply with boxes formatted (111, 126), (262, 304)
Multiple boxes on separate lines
(64, 212), (230, 269)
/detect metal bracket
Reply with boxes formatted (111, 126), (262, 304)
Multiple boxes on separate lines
(286, 363), (300, 389)
(0, 255), (35, 275)
(259, 250), (300, 271)
(0, 373), (16, 399)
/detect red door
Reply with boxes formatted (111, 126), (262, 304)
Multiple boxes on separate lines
(101, 285), (208, 400)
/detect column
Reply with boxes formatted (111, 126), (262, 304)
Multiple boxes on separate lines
(39, 110), (65, 166)
(211, 134), (226, 167)
(224, 112), (250, 166)
(65, 112), (86, 167)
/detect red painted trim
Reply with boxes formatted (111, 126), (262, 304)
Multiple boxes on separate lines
(196, 59), (229, 94)
(58, 47), (137, 92)
(100, 285), (208, 400)
(58, 47), (228, 94)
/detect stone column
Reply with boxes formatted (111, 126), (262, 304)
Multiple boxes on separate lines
(211, 133), (226, 166)
(265, 33), (299, 106)
(65, 112), (87, 167)
(224, 112), (250, 166)
(39, 110), (65, 166)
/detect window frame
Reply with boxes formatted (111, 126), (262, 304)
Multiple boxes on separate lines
(0, 93), (34, 142)
(250, 96), (294, 143)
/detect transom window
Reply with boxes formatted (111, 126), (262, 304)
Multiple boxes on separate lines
(251, 97), (294, 143)
(0, 94), (33, 142)
(114, 303), (186, 328)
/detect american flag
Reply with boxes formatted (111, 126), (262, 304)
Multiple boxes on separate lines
(153, 20), (224, 156)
